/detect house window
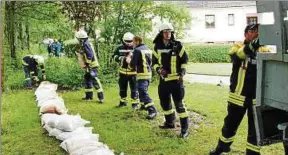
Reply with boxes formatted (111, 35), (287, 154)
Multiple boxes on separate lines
(247, 16), (258, 24)
(205, 15), (215, 28)
(228, 14), (234, 26)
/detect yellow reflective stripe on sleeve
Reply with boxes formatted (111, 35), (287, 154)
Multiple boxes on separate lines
(179, 112), (188, 118)
(119, 70), (137, 75)
(153, 64), (160, 71)
(141, 51), (148, 74)
(179, 46), (185, 58)
(144, 102), (154, 108)
(25, 78), (31, 81)
(30, 71), (35, 74)
(159, 52), (162, 65)
(22, 60), (29, 66)
(171, 56), (177, 74)
(86, 59), (92, 63)
(85, 88), (93, 92)
(163, 109), (175, 115)
(246, 142), (261, 152)
(220, 135), (235, 143)
(235, 61), (248, 95)
(228, 43), (243, 55)
(253, 99), (256, 105)
(229, 92), (245, 100)
(181, 64), (187, 69)
(164, 74), (179, 81)
(91, 61), (99, 67)
(153, 50), (159, 59)
(137, 75), (151, 80)
(120, 98), (127, 102)
(228, 97), (244, 107)
(249, 43), (255, 52)
(137, 73), (152, 76)
(236, 46), (247, 59)
(95, 77), (103, 92)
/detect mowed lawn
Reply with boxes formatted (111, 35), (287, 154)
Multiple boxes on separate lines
(187, 63), (232, 76)
(2, 83), (284, 155)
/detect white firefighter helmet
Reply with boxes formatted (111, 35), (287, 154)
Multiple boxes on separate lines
(122, 32), (134, 43)
(159, 23), (174, 32)
(33, 55), (44, 64)
(75, 30), (88, 39)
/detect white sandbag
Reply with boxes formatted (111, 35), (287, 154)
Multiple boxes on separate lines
(46, 114), (90, 131)
(35, 82), (58, 95)
(56, 127), (93, 141)
(43, 124), (53, 133)
(60, 134), (100, 152)
(36, 90), (58, 103)
(37, 97), (63, 108)
(49, 128), (64, 137)
(70, 144), (112, 155)
(53, 114), (90, 132)
(41, 113), (60, 126)
(85, 148), (115, 155)
(70, 146), (101, 155)
(39, 97), (67, 115)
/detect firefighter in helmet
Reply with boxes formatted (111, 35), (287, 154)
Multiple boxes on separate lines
(112, 32), (140, 109)
(75, 30), (104, 103)
(152, 23), (189, 138)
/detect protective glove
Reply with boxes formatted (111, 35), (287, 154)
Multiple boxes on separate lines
(249, 38), (260, 52)
(33, 76), (40, 82)
(42, 74), (46, 81)
(126, 56), (132, 64)
(156, 67), (168, 79)
(179, 76), (184, 83)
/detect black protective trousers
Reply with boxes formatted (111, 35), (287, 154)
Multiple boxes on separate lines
(118, 73), (138, 104)
(158, 79), (188, 131)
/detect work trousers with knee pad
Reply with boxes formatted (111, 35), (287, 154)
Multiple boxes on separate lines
(84, 68), (104, 100)
(118, 74), (139, 104)
(158, 79), (189, 131)
(217, 101), (260, 155)
(137, 79), (156, 112)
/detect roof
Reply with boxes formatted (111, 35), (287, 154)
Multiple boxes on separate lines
(186, 1), (256, 8)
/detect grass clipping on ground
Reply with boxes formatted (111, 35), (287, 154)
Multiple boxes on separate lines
(2, 83), (284, 155)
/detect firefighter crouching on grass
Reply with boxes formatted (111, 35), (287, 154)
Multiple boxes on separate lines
(152, 23), (189, 138)
(22, 55), (46, 89)
(112, 32), (140, 109)
(127, 35), (157, 119)
(209, 24), (278, 155)
(75, 30), (104, 103)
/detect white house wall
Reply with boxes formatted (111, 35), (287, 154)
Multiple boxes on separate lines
(181, 6), (257, 43)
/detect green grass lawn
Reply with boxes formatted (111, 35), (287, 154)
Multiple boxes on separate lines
(187, 63), (232, 76)
(2, 83), (284, 155)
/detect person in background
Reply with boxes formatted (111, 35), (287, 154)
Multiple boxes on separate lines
(22, 55), (46, 89)
(75, 30), (104, 103)
(112, 32), (139, 109)
(152, 23), (189, 138)
(128, 35), (157, 119)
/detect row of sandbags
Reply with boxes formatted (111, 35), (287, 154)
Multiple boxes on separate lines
(35, 81), (116, 155)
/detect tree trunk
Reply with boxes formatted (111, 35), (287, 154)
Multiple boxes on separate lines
(5, 2), (16, 58)
(25, 24), (30, 50)
(18, 22), (24, 50)
(112, 2), (123, 44)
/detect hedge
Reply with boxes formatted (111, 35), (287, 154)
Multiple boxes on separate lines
(185, 44), (232, 63)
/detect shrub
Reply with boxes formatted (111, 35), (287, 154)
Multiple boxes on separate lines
(185, 44), (232, 63)
(45, 57), (84, 89)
